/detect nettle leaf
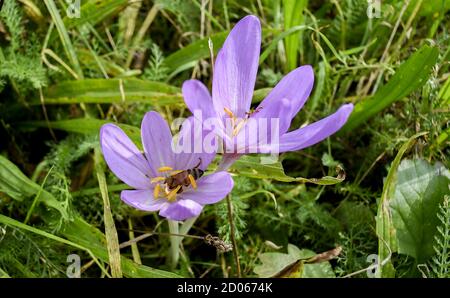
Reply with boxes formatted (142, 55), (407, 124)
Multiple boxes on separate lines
(254, 244), (337, 278)
(231, 155), (345, 185)
(391, 159), (450, 263)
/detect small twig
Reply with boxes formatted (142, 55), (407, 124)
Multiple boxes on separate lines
(39, 88), (57, 141)
(208, 37), (214, 75)
(199, 265), (216, 278)
(226, 194), (242, 277)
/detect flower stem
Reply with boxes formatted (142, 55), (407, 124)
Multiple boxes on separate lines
(167, 220), (180, 269)
(171, 154), (240, 272)
(217, 153), (241, 171)
(226, 194), (241, 277)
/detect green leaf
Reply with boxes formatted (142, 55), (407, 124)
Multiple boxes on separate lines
(19, 119), (141, 144)
(34, 79), (182, 105)
(254, 244), (302, 277)
(0, 155), (69, 219)
(341, 45), (439, 133)
(375, 132), (427, 277)
(283, 0), (308, 71)
(62, 216), (182, 278)
(0, 156), (181, 278)
(43, 0), (83, 79)
(391, 159), (450, 263)
(231, 155), (345, 185)
(0, 213), (110, 277)
(94, 148), (123, 278)
(407, 0), (450, 17)
(300, 249), (335, 278)
(164, 29), (275, 75)
(63, 0), (128, 29)
(438, 77), (450, 107)
(165, 31), (228, 73)
(259, 25), (307, 65)
(0, 267), (10, 278)
(254, 244), (335, 278)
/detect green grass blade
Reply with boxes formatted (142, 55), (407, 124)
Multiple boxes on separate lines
(18, 119), (141, 144)
(0, 213), (111, 277)
(43, 0), (83, 79)
(341, 45), (439, 133)
(94, 148), (123, 278)
(165, 31), (229, 73)
(283, 0), (308, 71)
(61, 216), (183, 278)
(260, 25), (306, 65)
(63, 0), (128, 29)
(0, 156), (69, 219)
(165, 29), (276, 75)
(0, 267), (10, 278)
(375, 132), (428, 277)
(438, 77), (450, 106)
(0, 158), (181, 278)
(33, 79), (182, 105)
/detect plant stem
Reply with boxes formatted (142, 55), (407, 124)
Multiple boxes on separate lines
(171, 154), (240, 271)
(168, 220), (180, 269)
(226, 194), (241, 277)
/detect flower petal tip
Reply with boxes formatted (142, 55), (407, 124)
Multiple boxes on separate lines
(341, 103), (355, 113)
(240, 15), (261, 26)
(159, 199), (203, 221)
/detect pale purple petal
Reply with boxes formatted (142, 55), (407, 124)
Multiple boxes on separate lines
(212, 15), (261, 119)
(100, 124), (152, 189)
(277, 104), (354, 152)
(179, 171), (233, 205)
(254, 65), (314, 133)
(243, 98), (292, 153)
(141, 111), (176, 169)
(121, 189), (168, 211)
(159, 199), (203, 221)
(182, 80), (216, 120)
(174, 117), (216, 171)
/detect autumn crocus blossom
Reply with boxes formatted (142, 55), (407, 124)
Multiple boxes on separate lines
(182, 15), (354, 159)
(100, 112), (234, 221)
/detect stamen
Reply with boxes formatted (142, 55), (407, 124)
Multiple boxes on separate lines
(150, 176), (166, 183)
(153, 184), (161, 198)
(167, 185), (182, 202)
(158, 166), (173, 172)
(233, 119), (246, 136)
(188, 174), (197, 189)
(224, 107), (234, 118)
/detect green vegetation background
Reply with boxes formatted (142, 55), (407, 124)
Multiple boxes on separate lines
(0, 0), (449, 278)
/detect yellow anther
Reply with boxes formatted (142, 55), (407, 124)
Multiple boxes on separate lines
(151, 176), (166, 183)
(233, 119), (246, 136)
(153, 184), (161, 198)
(158, 166), (173, 172)
(167, 185), (182, 202)
(224, 107), (235, 118)
(188, 174), (197, 189)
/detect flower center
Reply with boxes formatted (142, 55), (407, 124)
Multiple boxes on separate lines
(151, 166), (199, 202)
(223, 107), (246, 137)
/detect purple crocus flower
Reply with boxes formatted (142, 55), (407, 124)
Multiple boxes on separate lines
(100, 112), (234, 221)
(182, 15), (354, 160)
